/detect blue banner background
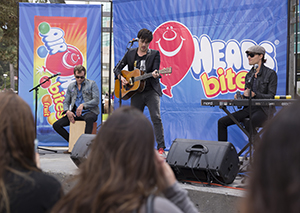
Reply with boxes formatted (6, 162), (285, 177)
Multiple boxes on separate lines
(19, 3), (102, 146)
(113, 0), (288, 153)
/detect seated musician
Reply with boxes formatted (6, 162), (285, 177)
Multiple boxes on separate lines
(218, 45), (277, 141)
(53, 65), (99, 154)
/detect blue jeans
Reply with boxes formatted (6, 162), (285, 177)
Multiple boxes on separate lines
(131, 89), (165, 150)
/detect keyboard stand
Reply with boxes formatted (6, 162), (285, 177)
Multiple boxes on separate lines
(219, 105), (250, 156)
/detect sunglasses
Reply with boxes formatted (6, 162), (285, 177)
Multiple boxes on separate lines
(75, 76), (85, 79)
(246, 52), (258, 58)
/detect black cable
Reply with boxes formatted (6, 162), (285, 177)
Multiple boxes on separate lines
(191, 167), (205, 187)
(189, 151), (228, 186)
(204, 153), (227, 186)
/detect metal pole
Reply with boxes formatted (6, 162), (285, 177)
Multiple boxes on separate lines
(295, 0), (299, 96)
(108, 0), (113, 115)
(287, 0), (291, 95)
(101, 4), (103, 123)
(10, 64), (14, 90)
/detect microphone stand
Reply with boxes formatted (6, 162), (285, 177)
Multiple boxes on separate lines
(114, 41), (136, 107)
(29, 76), (58, 153)
(247, 70), (256, 162)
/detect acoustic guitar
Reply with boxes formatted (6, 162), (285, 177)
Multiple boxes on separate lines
(114, 67), (172, 100)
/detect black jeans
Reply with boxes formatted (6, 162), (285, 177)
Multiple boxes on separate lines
(53, 112), (98, 142)
(131, 89), (165, 150)
(218, 107), (267, 142)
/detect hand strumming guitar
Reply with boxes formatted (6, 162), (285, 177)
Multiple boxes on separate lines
(119, 74), (128, 86)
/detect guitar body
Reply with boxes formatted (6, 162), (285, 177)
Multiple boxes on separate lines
(114, 67), (172, 100)
(114, 69), (146, 100)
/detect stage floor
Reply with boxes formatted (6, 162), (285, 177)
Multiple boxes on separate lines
(38, 147), (246, 213)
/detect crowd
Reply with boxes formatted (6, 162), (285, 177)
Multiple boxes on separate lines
(0, 90), (198, 213)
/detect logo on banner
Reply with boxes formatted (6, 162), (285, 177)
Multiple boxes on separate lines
(150, 21), (195, 98)
(190, 35), (277, 98)
(34, 17), (87, 127)
(151, 21), (277, 99)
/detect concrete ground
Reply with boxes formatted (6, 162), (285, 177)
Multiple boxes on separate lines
(38, 147), (247, 213)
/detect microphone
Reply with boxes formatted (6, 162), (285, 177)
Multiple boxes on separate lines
(49, 72), (61, 79)
(247, 64), (258, 84)
(129, 38), (139, 43)
(253, 64), (258, 70)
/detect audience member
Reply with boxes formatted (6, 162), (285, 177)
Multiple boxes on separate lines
(52, 106), (198, 213)
(242, 98), (300, 213)
(0, 91), (63, 213)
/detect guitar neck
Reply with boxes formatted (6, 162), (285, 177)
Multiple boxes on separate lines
(132, 67), (171, 82)
(134, 72), (154, 82)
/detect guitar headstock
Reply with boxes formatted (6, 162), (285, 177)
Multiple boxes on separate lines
(158, 67), (172, 75)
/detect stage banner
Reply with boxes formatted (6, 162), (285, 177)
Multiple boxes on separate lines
(113, 0), (287, 152)
(19, 3), (102, 146)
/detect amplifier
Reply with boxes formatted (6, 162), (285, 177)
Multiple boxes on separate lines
(70, 134), (95, 167)
(166, 139), (239, 184)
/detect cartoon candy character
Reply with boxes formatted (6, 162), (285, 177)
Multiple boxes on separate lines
(150, 21), (195, 98)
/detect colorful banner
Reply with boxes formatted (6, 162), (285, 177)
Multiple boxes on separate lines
(113, 0), (288, 152)
(19, 3), (102, 146)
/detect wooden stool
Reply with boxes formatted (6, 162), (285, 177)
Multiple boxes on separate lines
(68, 121), (97, 152)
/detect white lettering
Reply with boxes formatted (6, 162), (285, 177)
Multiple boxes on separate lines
(40, 27), (68, 55)
(191, 34), (277, 81)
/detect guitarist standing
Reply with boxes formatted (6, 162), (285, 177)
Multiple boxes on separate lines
(114, 28), (166, 158)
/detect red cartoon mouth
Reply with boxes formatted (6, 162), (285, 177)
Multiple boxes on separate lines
(156, 36), (185, 57)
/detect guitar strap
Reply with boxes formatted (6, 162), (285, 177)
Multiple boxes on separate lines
(145, 49), (151, 73)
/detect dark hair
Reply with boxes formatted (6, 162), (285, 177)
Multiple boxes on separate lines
(261, 55), (267, 64)
(242, 98), (300, 213)
(0, 91), (37, 212)
(137, 28), (153, 43)
(52, 106), (165, 213)
(73, 65), (86, 75)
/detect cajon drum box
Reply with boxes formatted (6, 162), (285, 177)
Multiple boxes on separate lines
(68, 121), (97, 152)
